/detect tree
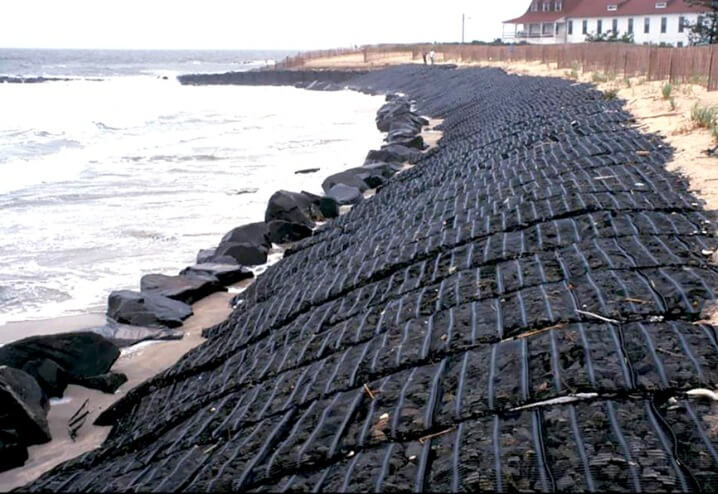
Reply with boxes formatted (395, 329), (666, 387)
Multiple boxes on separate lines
(686, 0), (718, 44)
(585, 31), (634, 43)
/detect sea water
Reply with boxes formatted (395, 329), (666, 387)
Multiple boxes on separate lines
(0, 49), (384, 325)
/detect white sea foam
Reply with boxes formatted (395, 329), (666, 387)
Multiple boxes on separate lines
(0, 75), (384, 326)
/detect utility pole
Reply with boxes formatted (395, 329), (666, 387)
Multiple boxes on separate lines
(461, 14), (466, 45)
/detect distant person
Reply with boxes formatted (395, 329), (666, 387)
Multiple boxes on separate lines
(429, 50), (436, 65)
(422, 52), (427, 64)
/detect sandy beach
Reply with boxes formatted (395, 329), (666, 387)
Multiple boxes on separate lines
(0, 286), (241, 491)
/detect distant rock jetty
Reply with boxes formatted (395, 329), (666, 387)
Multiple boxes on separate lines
(0, 76), (71, 84)
(177, 69), (368, 90)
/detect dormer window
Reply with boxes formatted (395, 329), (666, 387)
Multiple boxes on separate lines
(530, 1), (539, 11)
(555, 1), (562, 11)
(543, 2), (551, 12)
(607, 4), (618, 11)
(656, 2), (667, 8)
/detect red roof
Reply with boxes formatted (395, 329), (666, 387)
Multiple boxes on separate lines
(505, 0), (704, 24)
(567, 0), (704, 16)
(505, 0), (582, 23)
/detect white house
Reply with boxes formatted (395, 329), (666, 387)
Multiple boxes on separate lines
(502, 0), (707, 46)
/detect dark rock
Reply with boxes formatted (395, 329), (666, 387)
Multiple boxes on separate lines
(140, 273), (223, 304)
(321, 170), (369, 193)
(265, 190), (322, 227)
(375, 97), (412, 132)
(180, 263), (254, 285)
(20, 359), (68, 398)
(196, 248), (218, 264)
(107, 290), (193, 328)
(74, 372), (127, 393)
(90, 322), (184, 348)
(294, 168), (320, 174)
(220, 222), (271, 249)
(326, 184), (363, 205)
(387, 134), (426, 150)
(267, 220), (313, 243)
(319, 196), (340, 218)
(363, 161), (404, 177)
(0, 432), (28, 473)
(0, 366), (50, 472)
(0, 333), (120, 394)
(366, 144), (422, 164)
(214, 242), (268, 266)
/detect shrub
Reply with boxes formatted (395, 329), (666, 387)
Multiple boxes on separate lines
(662, 83), (672, 100)
(603, 88), (619, 100)
(592, 72), (609, 83)
(691, 103), (718, 129)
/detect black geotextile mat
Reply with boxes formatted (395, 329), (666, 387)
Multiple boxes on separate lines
(23, 66), (718, 492)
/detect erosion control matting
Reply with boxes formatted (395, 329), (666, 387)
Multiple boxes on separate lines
(23, 66), (718, 492)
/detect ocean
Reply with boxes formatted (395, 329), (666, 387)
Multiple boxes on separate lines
(0, 48), (384, 326)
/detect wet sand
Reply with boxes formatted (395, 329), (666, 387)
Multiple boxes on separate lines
(0, 288), (239, 491)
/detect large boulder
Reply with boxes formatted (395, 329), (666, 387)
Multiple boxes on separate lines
(107, 290), (193, 329)
(90, 322), (184, 348)
(326, 184), (363, 205)
(74, 372), (128, 394)
(265, 190), (323, 227)
(0, 366), (50, 472)
(0, 333), (124, 398)
(219, 222), (270, 249)
(267, 220), (313, 244)
(321, 170), (369, 193)
(386, 134), (426, 150)
(213, 242), (268, 266)
(140, 273), (223, 304)
(363, 161), (404, 177)
(375, 96), (412, 132)
(196, 248), (219, 264)
(319, 196), (339, 219)
(180, 263), (254, 285)
(366, 144), (422, 164)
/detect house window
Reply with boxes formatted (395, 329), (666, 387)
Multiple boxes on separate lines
(655, 1), (667, 7)
(555, 1), (562, 11)
(699, 15), (705, 26)
(568, 20), (573, 35)
(628, 18), (634, 34)
(582, 19), (588, 34)
(608, 4), (618, 11)
(678, 41), (684, 47)
(543, 2), (550, 12)
(613, 19), (618, 33)
(597, 19), (603, 34)
(531, 1), (539, 12)
(645, 17), (650, 33)
(679, 16), (685, 32)
(543, 23), (554, 35)
(661, 16), (667, 33)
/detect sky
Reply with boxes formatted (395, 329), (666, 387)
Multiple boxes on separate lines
(0, 0), (530, 50)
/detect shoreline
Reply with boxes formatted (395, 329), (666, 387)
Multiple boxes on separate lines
(22, 64), (718, 491)
(0, 288), (238, 491)
(0, 75), (441, 489)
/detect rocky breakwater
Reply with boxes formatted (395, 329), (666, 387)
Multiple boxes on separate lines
(23, 65), (718, 492)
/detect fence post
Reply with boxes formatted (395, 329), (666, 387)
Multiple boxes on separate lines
(709, 46), (716, 90)
(623, 51), (629, 80)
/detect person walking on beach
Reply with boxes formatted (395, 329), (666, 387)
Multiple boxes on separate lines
(429, 50), (435, 65)
(422, 52), (427, 64)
